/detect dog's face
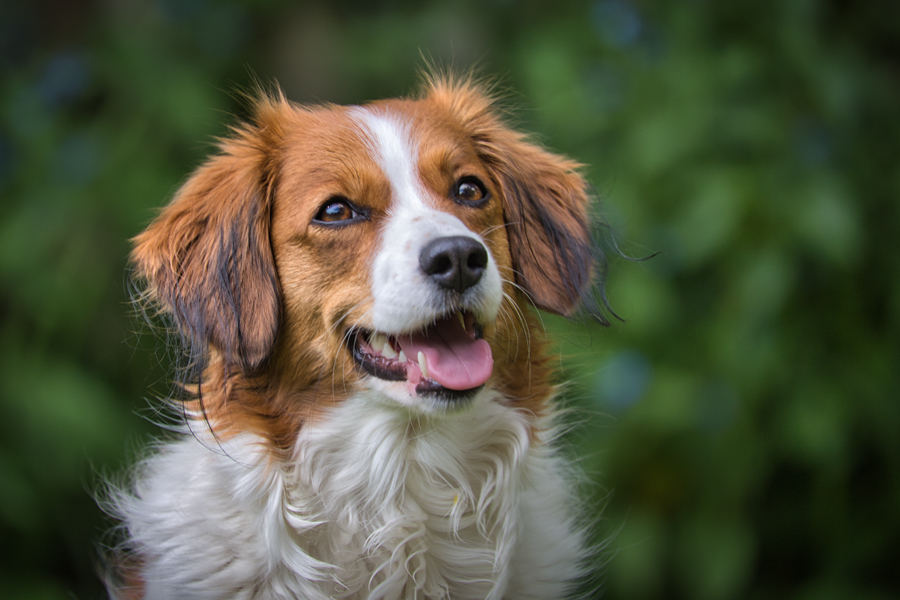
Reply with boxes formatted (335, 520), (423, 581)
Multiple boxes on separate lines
(132, 79), (594, 425)
(271, 102), (510, 411)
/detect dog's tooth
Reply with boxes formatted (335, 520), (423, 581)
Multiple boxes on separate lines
(457, 311), (466, 330)
(370, 333), (388, 353)
(381, 341), (398, 359)
(398, 350), (407, 363)
(418, 351), (429, 379)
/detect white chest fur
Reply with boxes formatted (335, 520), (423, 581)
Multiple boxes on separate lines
(113, 392), (585, 599)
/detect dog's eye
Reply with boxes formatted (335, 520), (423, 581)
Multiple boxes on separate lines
(453, 177), (489, 206)
(313, 197), (366, 225)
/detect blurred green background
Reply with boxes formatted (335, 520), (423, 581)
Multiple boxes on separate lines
(1, 0), (898, 598)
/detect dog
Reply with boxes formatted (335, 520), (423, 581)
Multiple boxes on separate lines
(106, 75), (606, 600)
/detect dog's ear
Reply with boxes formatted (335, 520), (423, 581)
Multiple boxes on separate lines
(427, 77), (594, 317)
(486, 132), (594, 317)
(132, 115), (282, 373)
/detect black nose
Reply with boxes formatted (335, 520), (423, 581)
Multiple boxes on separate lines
(419, 236), (488, 294)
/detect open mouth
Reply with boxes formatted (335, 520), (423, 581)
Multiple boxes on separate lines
(349, 310), (493, 400)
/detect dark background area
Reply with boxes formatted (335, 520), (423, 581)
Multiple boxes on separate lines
(1, 0), (898, 598)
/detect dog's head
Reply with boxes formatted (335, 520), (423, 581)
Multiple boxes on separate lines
(132, 77), (598, 431)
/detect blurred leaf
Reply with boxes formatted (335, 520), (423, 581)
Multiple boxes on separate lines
(675, 514), (756, 600)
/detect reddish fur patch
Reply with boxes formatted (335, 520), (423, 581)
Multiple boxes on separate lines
(106, 554), (146, 600)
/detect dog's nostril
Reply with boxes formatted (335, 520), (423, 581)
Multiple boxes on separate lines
(467, 250), (488, 271)
(433, 255), (453, 275)
(420, 236), (488, 294)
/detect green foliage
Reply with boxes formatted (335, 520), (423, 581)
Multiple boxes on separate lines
(1, 0), (897, 598)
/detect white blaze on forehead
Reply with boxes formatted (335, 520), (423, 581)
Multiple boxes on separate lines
(351, 108), (427, 212)
(351, 107), (502, 335)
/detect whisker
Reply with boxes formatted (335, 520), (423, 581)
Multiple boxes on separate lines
(496, 302), (521, 366)
(327, 303), (371, 397)
(502, 291), (531, 366)
(478, 222), (513, 237)
(498, 267), (547, 338)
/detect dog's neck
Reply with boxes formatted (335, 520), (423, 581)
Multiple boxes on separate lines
(175, 390), (546, 600)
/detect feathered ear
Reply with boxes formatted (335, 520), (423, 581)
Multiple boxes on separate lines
(427, 76), (595, 317)
(131, 106), (283, 373)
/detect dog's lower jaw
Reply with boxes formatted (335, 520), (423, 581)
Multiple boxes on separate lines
(358, 371), (487, 415)
(109, 392), (587, 600)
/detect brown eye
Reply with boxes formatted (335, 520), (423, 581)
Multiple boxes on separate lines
(453, 177), (489, 205)
(313, 197), (367, 226)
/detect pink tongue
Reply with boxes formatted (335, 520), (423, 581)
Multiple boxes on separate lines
(397, 317), (493, 391)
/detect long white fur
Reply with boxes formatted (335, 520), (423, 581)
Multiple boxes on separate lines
(109, 392), (585, 599)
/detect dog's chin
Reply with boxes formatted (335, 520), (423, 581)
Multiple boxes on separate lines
(365, 377), (484, 411)
(412, 379), (484, 402)
(359, 377), (486, 415)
